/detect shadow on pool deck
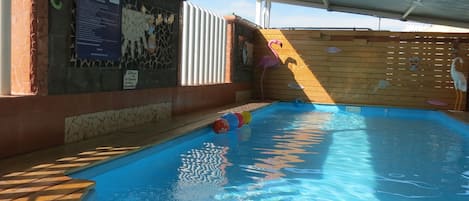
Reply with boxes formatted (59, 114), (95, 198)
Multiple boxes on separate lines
(0, 102), (272, 201)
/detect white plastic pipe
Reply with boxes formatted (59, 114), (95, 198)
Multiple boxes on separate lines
(0, 0), (11, 95)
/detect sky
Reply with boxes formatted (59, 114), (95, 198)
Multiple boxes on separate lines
(189, 0), (469, 32)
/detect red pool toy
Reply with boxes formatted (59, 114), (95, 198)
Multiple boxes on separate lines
(234, 112), (244, 128)
(213, 118), (229, 134)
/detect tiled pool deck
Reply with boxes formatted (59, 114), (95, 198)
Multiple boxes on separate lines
(0, 102), (467, 201)
(0, 102), (271, 201)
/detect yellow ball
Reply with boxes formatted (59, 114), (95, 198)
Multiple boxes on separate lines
(241, 111), (252, 124)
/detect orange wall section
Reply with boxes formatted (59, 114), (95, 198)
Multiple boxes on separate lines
(11, 0), (33, 95)
(10, 0), (48, 95)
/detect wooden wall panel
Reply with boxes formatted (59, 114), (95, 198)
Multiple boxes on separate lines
(255, 30), (469, 110)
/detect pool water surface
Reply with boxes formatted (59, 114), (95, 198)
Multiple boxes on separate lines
(72, 103), (469, 201)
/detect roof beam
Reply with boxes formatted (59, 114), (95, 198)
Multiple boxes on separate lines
(272, 0), (469, 29)
(401, 0), (423, 21)
(273, 0), (327, 9)
(329, 4), (469, 29)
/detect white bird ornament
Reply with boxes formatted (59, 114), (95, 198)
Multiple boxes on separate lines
(450, 57), (467, 110)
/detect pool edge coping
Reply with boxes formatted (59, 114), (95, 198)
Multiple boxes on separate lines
(3, 101), (467, 201)
(64, 101), (275, 176)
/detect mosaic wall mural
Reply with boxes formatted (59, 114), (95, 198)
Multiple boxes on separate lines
(48, 0), (180, 94)
(69, 0), (178, 70)
(121, 1), (177, 70)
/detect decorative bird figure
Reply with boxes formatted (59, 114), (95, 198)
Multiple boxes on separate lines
(450, 57), (467, 110)
(156, 14), (164, 26)
(257, 39), (282, 100)
(166, 14), (175, 25)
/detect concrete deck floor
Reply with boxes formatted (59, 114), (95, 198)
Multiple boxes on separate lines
(0, 102), (271, 201)
(0, 102), (468, 201)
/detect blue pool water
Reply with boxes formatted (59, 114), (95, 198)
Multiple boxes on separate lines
(72, 103), (469, 201)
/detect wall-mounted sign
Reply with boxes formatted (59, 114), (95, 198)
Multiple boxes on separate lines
(76, 0), (121, 61)
(123, 70), (139, 90)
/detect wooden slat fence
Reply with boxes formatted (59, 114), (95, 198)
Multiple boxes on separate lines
(254, 29), (469, 110)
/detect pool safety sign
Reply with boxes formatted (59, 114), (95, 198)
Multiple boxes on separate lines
(123, 70), (139, 90)
(76, 0), (121, 61)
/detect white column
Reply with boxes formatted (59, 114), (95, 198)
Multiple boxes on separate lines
(0, 0), (11, 95)
(255, 0), (262, 26)
(264, 0), (272, 28)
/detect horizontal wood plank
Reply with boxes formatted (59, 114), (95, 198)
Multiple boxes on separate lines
(255, 29), (469, 110)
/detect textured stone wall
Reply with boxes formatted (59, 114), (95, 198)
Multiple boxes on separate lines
(65, 102), (171, 143)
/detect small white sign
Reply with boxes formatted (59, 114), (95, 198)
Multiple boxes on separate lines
(109, 0), (120, 5)
(123, 70), (139, 90)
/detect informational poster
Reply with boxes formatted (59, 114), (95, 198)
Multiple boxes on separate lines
(76, 0), (122, 61)
(123, 70), (139, 89)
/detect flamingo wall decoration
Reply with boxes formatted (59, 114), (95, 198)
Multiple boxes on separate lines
(450, 57), (467, 111)
(257, 39), (283, 100)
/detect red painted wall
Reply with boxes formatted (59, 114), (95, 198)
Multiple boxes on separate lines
(172, 84), (250, 115)
(0, 83), (250, 158)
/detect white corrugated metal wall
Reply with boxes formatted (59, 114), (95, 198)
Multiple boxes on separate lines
(181, 1), (227, 86)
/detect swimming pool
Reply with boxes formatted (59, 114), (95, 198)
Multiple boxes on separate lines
(71, 102), (469, 201)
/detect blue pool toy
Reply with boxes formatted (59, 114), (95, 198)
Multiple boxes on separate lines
(221, 113), (239, 131)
